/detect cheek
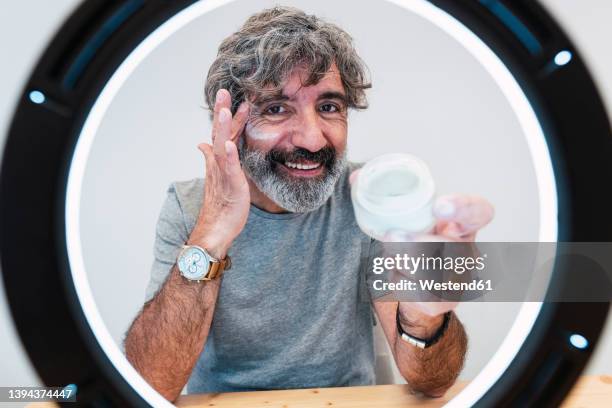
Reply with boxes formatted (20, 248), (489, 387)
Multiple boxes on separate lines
(245, 121), (282, 143)
(325, 121), (348, 151)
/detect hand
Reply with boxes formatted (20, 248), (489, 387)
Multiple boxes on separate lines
(349, 169), (494, 243)
(188, 89), (251, 258)
(407, 194), (495, 317)
(349, 169), (494, 318)
(426, 193), (495, 242)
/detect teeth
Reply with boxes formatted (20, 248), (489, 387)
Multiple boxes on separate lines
(285, 161), (320, 170)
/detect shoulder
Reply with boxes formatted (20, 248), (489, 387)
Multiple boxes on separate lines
(334, 160), (364, 198)
(324, 160), (364, 218)
(164, 178), (204, 232)
(348, 160), (364, 173)
(323, 160), (369, 239)
(171, 178), (204, 204)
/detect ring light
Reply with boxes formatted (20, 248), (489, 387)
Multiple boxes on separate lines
(1, 1), (610, 406)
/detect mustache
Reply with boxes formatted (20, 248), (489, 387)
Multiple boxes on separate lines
(268, 146), (337, 167)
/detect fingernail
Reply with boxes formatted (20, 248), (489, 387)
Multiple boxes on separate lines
(219, 109), (230, 122)
(216, 89), (225, 100)
(434, 198), (455, 218)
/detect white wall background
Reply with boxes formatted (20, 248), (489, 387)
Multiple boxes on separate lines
(1, 0), (610, 405)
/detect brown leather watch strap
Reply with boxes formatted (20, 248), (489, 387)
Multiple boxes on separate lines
(205, 255), (232, 280)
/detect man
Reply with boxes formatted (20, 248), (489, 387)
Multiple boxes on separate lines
(124, 6), (493, 402)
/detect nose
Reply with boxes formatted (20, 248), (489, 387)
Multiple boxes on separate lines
(289, 109), (328, 153)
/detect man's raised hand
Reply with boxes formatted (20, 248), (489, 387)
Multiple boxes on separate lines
(189, 89), (251, 259)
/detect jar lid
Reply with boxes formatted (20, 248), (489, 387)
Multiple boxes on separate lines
(356, 153), (435, 214)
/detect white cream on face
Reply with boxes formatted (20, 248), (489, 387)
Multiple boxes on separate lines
(245, 121), (281, 141)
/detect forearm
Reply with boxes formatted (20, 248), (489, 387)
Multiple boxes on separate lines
(124, 265), (221, 402)
(394, 305), (467, 397)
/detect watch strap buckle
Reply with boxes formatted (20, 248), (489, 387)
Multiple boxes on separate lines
(205, 255), (231, 280)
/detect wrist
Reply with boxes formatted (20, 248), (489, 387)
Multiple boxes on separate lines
(187, 226), (231, 259)
(398, 303), (446, 339)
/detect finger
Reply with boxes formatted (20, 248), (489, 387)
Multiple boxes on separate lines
(381, 229), (456, 242)
(212, 89), (231, 143)
(349, 169), (360, 186)
(198, 143), (215, 173)
(434, 220), (477, 241)
(230, 102), (250, 143)
(213, 108), (232, 166)
(224, 140), (244, 185)
(432, 194), (494, 237)
(382, 229), (415, 242)
(410, 233), (456, 243)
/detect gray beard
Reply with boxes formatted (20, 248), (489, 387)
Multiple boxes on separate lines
(238, 141), (347, 213)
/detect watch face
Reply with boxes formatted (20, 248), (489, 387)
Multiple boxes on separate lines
(178, 246), (209, 280)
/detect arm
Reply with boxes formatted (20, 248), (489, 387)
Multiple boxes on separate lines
(124, 262), (222, 401)
(364, 194), (493, 396)
(123, 89), (251, 402)
(372, 302), (467, 397)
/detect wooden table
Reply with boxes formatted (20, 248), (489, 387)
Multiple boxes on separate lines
(175, 375), (612, 407)
(27, 375), (612, 407)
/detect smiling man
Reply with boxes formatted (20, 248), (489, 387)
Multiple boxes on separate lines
(124, 6), (492, 402)
(237, 63), (349, 214)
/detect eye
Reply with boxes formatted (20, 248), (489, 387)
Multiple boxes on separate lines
(319, 103), (340, 113)
(265, 105), (286, 115)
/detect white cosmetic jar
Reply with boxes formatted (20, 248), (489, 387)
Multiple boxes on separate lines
(351, 153), (436, 240)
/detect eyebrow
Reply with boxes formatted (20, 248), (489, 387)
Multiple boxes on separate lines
(318, 91), (349, 106)
(253, 92), (290, 106)
(252, 90), (348, 106)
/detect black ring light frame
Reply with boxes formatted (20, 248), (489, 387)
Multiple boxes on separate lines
(1, 0), (611, 406)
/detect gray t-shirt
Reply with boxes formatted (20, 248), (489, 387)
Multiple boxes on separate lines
(144, 163), (376, 392)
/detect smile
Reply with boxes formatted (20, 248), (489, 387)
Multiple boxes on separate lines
(284, 161), (322, 170)
(278, 160), (325, 177)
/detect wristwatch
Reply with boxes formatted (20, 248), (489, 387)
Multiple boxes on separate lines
(177, 244), (231, 281)
(396, 309), (451, 349)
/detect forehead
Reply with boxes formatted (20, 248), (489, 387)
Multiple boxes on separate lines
(253, 63), (345, 103)
(283, 63), (344, 96)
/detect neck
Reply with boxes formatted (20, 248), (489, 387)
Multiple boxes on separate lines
(247, 176), (287, 214)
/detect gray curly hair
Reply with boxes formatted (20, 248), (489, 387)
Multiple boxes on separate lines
(204, 6), (371, 117)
